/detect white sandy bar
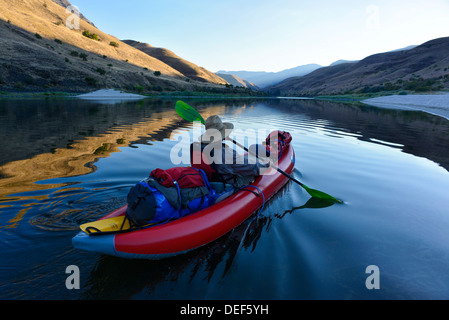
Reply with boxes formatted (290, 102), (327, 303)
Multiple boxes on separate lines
(76, 89), (146, 101)
(362, 93), (449, 120)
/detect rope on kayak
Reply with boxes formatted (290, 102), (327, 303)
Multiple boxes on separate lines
(239, 185), (265, 219)
(277, 139), (285, 160)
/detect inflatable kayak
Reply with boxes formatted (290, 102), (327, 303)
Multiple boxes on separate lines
(72, 144), (295, 260)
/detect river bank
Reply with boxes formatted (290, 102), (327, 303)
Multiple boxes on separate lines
(0, 89), (267, 100)
(362, 93), (449, 120)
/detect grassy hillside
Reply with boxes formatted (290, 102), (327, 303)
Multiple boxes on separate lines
(122, 40), (228, 85)
(215, 73), (259, 90)
(0, 0), (231, 93)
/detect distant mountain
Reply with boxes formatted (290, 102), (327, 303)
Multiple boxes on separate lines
(122, 40), (227, 84)
(215, 73), (258, 90)
(329, 59), (359, 67)
(217, 63), (322, 88)
(0, 0), (231, 93)
(266, 37), (449, 96)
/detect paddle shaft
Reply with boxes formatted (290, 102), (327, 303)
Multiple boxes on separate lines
(228, 138), (306, 188)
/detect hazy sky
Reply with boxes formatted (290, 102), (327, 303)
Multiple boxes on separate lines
(70, 0), (449, 72)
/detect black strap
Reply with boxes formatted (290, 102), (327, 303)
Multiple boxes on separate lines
(85, 226), (101, 235)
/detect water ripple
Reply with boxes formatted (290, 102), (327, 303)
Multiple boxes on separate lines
(1, 98), (449, 299)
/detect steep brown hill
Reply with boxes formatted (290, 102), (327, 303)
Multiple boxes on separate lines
(215, 73), (258, 90)
(122, 40), (227, 85)
(0, 0), (228, 93)
(49, 0), (95, 26)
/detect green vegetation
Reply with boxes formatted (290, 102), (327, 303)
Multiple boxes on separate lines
(82, 30), (100, 41)
(153, 71), (161, 76)
(23, 75), (34, 85)
(0, 92), (74, 98)
(109, 41), (119, 48)
(54, 39), (62, 44)
(356, 75), (446, 96)
(94, 143), (110, 155)
(34, 33), (42, 39)
(95, 68), (106, 75)
(85, 77), (97, 87)
(403, 77), (441, 92)
(69, 51), (88, 61)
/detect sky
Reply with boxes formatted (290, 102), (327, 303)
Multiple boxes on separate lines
(70, 0), (449, 72)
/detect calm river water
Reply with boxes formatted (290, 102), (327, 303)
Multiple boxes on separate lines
(0, 97), (448, 300)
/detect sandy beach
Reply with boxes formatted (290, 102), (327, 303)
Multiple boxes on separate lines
(362, 93), (449, 120)
(76, 89), (146, 103)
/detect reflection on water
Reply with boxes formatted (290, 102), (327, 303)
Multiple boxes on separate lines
(253, 99), (449, 171)
(0, 99), (226, 229)
(0, 101), (215, 193)
(1, 97), (449, 300)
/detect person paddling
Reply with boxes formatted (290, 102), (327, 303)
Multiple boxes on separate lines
(192, 115), (270, 188)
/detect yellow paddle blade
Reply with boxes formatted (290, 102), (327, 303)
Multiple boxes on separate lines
(80, 216), (131, 234)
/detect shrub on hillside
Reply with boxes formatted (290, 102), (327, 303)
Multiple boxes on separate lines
(404, 78), (437, 92)
(96, 68), (106, 75)
(85, 77), (97, 86)
(82, 30), (100, 41)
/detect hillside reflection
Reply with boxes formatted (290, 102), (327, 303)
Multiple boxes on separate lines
(0, 98), (228, 201)
(270, 99), (449, 171)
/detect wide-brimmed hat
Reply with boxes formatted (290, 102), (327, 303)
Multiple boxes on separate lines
(199, 115), (234, 144)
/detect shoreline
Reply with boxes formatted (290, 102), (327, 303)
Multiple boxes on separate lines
(2, 89), (449, 121)
(362, 93), (449, 120)
(76, 89), (146, 102)
(0, 90), (267, 100)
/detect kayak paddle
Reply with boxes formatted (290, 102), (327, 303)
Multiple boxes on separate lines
(230, 138), (343, 204)
(175, 100), (343, 204)
(175, 100), (205, 125)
